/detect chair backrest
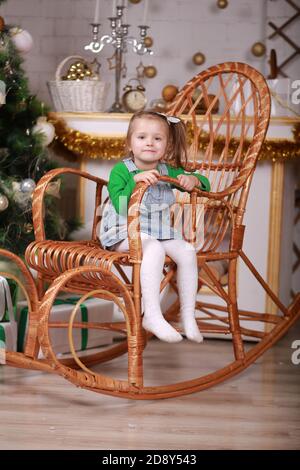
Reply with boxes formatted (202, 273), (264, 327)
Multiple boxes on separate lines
(168, 62), (271, 253)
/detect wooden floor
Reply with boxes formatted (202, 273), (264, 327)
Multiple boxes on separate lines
(0, 321), (299, 450)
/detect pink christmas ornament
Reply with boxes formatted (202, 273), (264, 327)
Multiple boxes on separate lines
(10, 27), (33, 53)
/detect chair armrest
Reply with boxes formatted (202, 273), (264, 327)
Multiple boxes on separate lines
(127, 175), (240, 262)
(32, 167), (107, 242)
(127, 175), (208, 263)
(156, 175), (249, 200)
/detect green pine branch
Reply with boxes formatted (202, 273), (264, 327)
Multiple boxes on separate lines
(0, 18), (81, 255)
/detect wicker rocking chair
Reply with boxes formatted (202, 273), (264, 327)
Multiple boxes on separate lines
(2, 62), (299, 399)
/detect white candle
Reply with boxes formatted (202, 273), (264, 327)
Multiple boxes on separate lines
(112, 0), (116, 16)
(123, 0), (127, 23)
(142, 0), (148, 25)
(93, 0), (100, 23)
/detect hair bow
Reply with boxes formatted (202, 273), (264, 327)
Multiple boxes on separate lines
(155, 112), (181, 124)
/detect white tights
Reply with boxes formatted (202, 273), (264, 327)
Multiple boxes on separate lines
(115, 233), (203, 343)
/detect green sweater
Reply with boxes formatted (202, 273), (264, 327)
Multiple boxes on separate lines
(108, 161), (210, 215)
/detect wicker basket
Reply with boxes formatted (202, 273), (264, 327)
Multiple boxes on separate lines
(47, 55), (110, 112)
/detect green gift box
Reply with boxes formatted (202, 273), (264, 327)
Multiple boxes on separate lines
(0, 277), (18, 358)
(0, 277), (18, 323)
(17, 296), (114, 355)
(0, 321), (18, 361)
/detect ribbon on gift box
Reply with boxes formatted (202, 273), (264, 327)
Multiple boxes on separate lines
(17, 297), (88, 353)
(0, 276), (18, 353)
(0, 277), (18, 322)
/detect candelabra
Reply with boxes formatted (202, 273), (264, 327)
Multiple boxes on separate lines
(84, 5), (153, 112)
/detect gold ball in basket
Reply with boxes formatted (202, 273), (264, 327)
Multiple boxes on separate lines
(144, 65), (157, 79)
(162, 85), (179, 102)
(62, 60), (94, 81)
(217, 0), (228, 9)
(66, 72), (76, 80)
(251, 42), (266, 57)
(144, 36), (153, 48)
(193, 52), (206, 66)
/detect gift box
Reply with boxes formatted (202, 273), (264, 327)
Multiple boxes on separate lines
(17, 296), (114, 355)
(0, 322), (17, 362)
(0, 276), (18, 363)
(0, 278), (18, 322)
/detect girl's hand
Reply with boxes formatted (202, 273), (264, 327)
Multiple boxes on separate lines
(134, 170), (160, 186)
(177, 174), (199, 191)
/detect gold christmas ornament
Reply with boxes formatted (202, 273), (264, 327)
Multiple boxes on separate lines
(162, 85), (179, 102)
(217, 0), (228, 8)
(129, 0), (142, 3)
(193, 52), (206, 66)
(0, 16), (5, 32)
(251, 42), (266, 57)
(144, 65), (157, 78)
(144, 36), (153, 48)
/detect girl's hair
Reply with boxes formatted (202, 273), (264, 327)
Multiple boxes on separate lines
(125, 110), (188, 167)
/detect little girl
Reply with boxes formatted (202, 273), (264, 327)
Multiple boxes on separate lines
(100, 111), (210, 343)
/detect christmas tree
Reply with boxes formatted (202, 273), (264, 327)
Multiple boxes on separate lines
(0, 3), (79, 255)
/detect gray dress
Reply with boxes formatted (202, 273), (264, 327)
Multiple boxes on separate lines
(99, 158), (180, 248)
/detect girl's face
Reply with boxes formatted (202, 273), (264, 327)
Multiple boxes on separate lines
(128, 117), (169, 170)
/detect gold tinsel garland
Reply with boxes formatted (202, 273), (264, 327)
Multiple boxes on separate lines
(49, 116), (300, 163)
(49, 116), (126, 160)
